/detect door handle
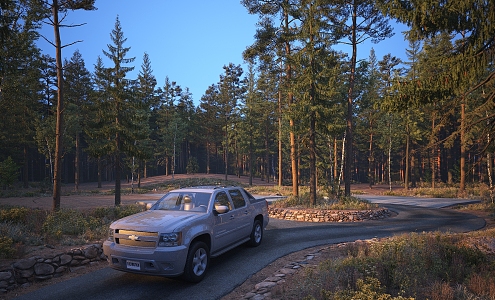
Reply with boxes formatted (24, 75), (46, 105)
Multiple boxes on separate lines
(229, 215), (235, 220)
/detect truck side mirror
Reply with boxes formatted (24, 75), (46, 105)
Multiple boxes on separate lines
(214, 205), (230, 215)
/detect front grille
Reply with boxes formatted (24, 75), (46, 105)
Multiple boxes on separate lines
(115, 229), (158, 248)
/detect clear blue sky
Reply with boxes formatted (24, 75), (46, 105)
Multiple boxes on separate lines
(37, 1), (409, 105)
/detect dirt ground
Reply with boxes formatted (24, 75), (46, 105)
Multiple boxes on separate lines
(0, 175), (492, 300)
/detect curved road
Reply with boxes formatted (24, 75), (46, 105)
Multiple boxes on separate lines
(14, 197), (486, 300)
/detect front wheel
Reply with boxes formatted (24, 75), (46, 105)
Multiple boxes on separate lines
(182, 241), (209, 282)
(248, 219), (263, 247)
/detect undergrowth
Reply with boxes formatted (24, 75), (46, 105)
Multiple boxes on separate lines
(297, 230), (495, 299)
(0, 204), (145, 259)
(270, 192), (378, 210)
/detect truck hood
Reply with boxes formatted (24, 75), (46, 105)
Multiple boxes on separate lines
(111, 210), (202, 232)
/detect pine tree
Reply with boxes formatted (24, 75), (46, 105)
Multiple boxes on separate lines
(63, 50), (92, 191)
(198, 84), (223, 174)
(242, 0), (301, 196)
(217, 63), (246, 181)
(135, 52), (157, 182)
(339, 0), (394, 197)
(42, 0), (96, 211)
(289, 0), (344, 205)
(357, 49), (381, 188)
(91, 16), (136, 206)
(0, 0), (44, 188)
(377, 0), (495, 192)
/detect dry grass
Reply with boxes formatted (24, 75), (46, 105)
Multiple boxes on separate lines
(292, 230), (495, 299)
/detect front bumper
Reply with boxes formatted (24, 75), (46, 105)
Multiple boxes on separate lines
(103, 241), (188, 277)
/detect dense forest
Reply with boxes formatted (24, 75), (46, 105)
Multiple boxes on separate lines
(1, 0), (494, 208)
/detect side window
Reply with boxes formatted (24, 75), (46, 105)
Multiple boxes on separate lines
(214, 191), (232, 210)
(241, 188), (256, 202)
(228, 189), (246, 209)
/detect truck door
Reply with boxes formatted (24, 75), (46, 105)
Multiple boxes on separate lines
(212, 191), (237, 251)
(227, 188), (252, 238)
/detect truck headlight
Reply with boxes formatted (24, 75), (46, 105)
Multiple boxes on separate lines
(158, 232), (182, 247)
(107, 229), (114, 242)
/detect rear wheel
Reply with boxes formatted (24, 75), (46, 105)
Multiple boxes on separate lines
(182, 241), (209, 282)
(248, 219), (263, 247)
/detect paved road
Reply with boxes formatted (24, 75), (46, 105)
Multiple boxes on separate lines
(356, 194), (482, 208)
(14, 197), (485, 300)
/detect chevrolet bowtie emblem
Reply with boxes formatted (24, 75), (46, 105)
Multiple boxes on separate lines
(128, 234), (140, 241)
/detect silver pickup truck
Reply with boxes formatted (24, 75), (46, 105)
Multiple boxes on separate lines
(103, 186), (269, 282)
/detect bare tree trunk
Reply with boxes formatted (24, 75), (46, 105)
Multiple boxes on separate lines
(285, 20), (298, 196)
(338, 133), (346, 196)
(431, 117), (436, 188)
(404, 128), (410, 190)
(309, 112), (316, 205)
(460, 100), (466, 192)
(345, 2), (358, 197)
(23, 145), (29, 188)
(334, 137), (338, 182)
(388, 119), (392, 191)
(278, 90), (283, 186)
(74, 132), (80, 191)
(368, 130), (374, 189)
(52, 0), (64, 211)
(97, 157), (102, 188)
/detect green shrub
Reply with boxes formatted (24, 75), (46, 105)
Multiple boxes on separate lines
(0, 156), (18, 189)
(271, 193), (376, 210)
(0, 206), (29, 223)
(91, 204), (145, 221)
(186, 157), (199, 174)
(42, 209), (89, 238)
(0, 236), (15, 259)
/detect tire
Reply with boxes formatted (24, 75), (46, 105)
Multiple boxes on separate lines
(182, 241), (209, 283)
(248, 219), (263, 247)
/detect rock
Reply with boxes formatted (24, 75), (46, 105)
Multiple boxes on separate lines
(59, 254), (72, 265)
(84, 246), (99, 259)
(17, 269), (34, 278)
(13, 258), (36, 270)
(55, 266), (67, 273)
(0, 272), (11, 281)
(255, 281), (277, 290)
(0, 281), (8, 289)
(34, 263), (54, 276)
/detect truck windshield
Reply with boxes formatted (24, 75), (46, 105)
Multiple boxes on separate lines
(151, 192), (212, 212)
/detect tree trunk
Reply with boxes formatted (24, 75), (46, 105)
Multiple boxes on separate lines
(404, 129), (410, 190)
(345, 1), (358, 197)
(309, 111), (317, 205)
(23, 145), (29, 188)
(52, 0), (64, 211)
(284, 11), (298, 197)
(206, 141), (210, 174)
(431, 117), (436, 188)
(278, 90), (283, 186)
(460, 101), (466, 192)
(74, 132), (80, 191)
(368, 129), (374, 189)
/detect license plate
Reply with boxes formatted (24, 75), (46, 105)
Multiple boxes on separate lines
(126, 260), (140, 270)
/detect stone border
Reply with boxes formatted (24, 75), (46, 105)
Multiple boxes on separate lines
(0, 244), (105, 294)
(268, 207), (391, 222)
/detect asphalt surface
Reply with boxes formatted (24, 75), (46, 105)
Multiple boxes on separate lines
(355, 194), (482, 208)
(13, 195), (486, 300)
